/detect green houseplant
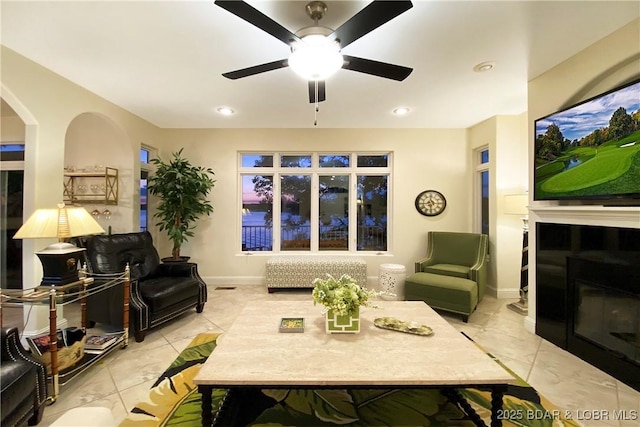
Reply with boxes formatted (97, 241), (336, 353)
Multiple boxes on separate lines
(147, 148), (216, 261)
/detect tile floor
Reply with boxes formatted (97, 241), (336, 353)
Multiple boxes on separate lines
(3, 285), (639, 427)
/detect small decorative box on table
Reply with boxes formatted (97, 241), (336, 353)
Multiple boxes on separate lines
(279, 318), (305, 333)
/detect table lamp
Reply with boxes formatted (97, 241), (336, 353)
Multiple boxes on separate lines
(504, 193), (528, 315)
(13, 203), (105, 286)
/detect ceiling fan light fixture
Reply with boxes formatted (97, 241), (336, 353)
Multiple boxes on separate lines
(289, 34), (343, 81)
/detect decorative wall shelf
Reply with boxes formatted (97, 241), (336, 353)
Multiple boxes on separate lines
(63, 167), (118, 205)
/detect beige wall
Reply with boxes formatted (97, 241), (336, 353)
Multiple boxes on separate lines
(159, 128), (472, 285)
(526, 19), (640, 330)
(65, 113), (136, 233)
(468, 114), (528, 298)
(1, 45), (163, 288)
(1, 115), (25, 141)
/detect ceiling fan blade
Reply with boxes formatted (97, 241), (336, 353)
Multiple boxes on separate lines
(214, 0), (300, 45)
(222, 59), (288, 80)
(308, 81), (326, 103)
(342, 55), (412, 81)
(329, 1), (413, 49)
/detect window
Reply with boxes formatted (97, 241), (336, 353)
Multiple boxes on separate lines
(140, 147), (153, 231)
(240, 152), (390, 252)
(1, 144), (25, 289)
(319, 175), (349, 251)
(0, 144), (25, 161)
(140, 148), (150, 164)
(476, 148), (490, 236)
(357, 175), (388, 251)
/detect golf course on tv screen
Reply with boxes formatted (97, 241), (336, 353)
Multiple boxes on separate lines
(534, 80), (640, 201)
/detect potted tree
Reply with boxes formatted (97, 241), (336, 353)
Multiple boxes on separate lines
(147, 148), (216, 261)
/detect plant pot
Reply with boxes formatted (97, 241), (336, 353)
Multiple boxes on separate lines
(325, 307), (360, 333)
(161, 256), (191, 263)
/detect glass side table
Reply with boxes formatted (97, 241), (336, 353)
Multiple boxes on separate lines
(0, 264), (130, 402)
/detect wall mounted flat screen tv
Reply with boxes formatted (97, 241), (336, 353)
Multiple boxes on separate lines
(534, 79), (640, 201)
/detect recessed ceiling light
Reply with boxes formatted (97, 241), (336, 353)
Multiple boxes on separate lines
(393, 107), (410, 116)
(473, 61), (496, 72)
(216, 106), (235, 116)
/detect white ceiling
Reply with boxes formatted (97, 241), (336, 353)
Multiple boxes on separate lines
(1, 1), (639, 129)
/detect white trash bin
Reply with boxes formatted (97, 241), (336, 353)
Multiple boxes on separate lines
(379, 263), (406, 300)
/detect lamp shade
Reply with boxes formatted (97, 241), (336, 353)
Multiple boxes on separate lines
(13, 203), (105, 286)
(504, 194), (528, 216)
(13, 203), (105, 241)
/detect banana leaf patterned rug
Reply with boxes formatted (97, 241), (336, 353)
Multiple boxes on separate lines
(120, 333), (579, 427)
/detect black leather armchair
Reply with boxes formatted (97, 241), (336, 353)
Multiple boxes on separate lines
(82, 231), (207, 342)
(1, 327), (48, 426)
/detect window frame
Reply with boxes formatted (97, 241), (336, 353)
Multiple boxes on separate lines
(474, 147), (490, 236)
(140, 145), (156, 232)
(239, 152), (392, 254)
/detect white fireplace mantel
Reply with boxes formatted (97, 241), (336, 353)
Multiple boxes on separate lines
(530, 205), (640, 229)
(524, 204), (639, 334)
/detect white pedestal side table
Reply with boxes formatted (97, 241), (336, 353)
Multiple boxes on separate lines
(379, 263), (406, 300)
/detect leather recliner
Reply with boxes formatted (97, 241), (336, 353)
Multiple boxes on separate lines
(1, 327), (48, 426)
(82, 231), (207, 342)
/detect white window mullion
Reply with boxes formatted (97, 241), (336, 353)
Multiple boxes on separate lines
(272, 170), (281, 252)
(350, 172), (358, 253)
(311, 152), (319, 251)
(310, 174), (319, 251)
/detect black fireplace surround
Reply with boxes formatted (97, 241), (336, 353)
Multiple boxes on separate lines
(536, 222), (640, 391)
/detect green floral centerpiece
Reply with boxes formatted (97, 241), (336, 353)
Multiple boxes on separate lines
(312, 274), (381, 315)
(312, 274), (386, 333)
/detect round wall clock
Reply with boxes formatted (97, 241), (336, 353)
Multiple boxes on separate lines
(415, 190), (446, 216)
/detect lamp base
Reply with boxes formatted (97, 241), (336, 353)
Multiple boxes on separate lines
(35, 243), (85, 286)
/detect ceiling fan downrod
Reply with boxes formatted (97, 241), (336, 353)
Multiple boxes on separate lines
(305, 1), (328, 25)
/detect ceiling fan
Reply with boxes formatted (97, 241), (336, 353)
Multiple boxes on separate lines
(214, 0), (414, 104)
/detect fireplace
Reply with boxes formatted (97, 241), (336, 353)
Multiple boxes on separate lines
(536, 223), (640, 391)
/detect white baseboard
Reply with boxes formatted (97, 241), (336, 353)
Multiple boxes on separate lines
(524, 315), (536, 334)
(484, 285), (520, 299)
(203, 276), (264, 286)
(495, 286), (521, 299)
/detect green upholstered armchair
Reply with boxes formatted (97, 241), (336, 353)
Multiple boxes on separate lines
(414, 231), (489, 300)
